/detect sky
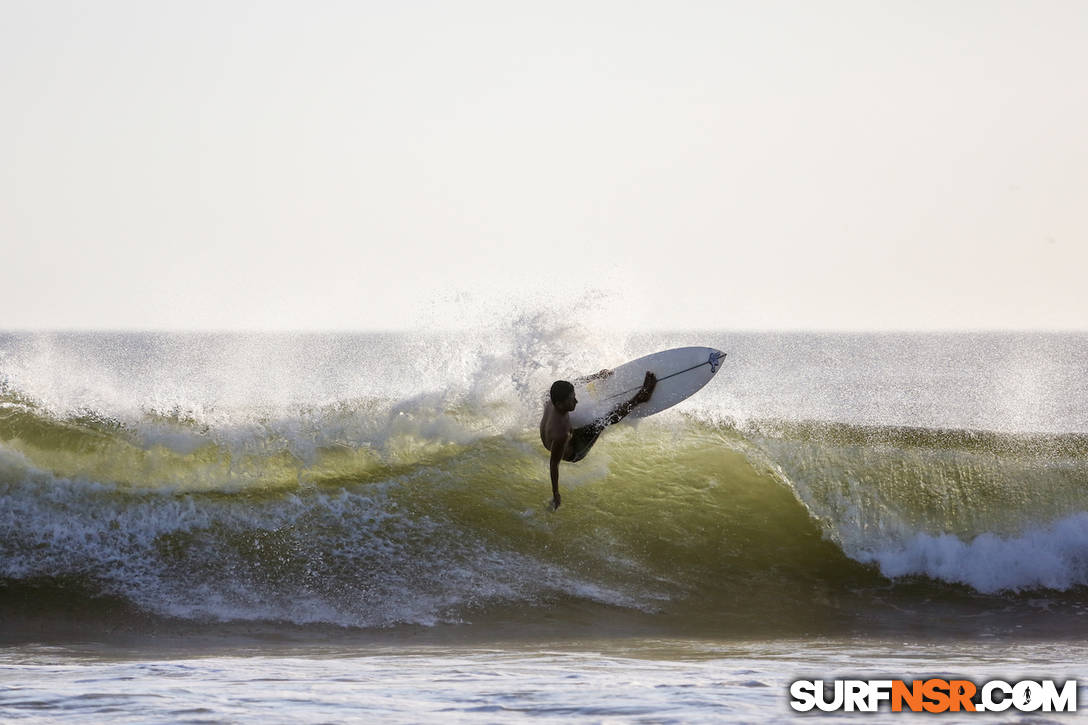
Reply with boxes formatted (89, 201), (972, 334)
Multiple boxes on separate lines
(2, 0), (1086, 331)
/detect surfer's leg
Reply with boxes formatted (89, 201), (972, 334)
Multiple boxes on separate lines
(563, 373), (657, 463)
(600, 371), (658, 428)
(564, 423), (604, 463)
(598, 404), (631, 427)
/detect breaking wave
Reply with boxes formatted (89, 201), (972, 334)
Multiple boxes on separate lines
(2, 328), (1087, 635)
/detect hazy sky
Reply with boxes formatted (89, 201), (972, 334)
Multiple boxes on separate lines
(3, 0), (1085, 331)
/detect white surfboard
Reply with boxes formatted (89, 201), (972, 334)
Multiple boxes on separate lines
(569, 347), (726, 428)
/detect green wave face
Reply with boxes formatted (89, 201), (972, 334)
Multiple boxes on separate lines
(3, 393), (1088, 635)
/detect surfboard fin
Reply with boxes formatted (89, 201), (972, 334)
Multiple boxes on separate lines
(709, 350), (727, 374)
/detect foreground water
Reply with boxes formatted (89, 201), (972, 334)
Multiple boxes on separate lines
(1, 327), (1086, 720)
(3, 637), (1087, 723)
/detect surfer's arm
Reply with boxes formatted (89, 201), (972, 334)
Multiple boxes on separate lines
(548, 440), (564, 508)
(548, 444), (565, 494)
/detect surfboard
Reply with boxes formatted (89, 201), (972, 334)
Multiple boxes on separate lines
(568, 347), (726, 428)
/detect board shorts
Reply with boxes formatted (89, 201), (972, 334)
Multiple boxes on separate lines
(564, 407), (626, 463)
(565, 423), (603, 463)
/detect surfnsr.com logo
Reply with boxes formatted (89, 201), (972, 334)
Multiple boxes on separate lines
(789, 679), (1077, 713)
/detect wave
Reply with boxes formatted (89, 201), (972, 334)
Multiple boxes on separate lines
(3, 389), (1088, 634)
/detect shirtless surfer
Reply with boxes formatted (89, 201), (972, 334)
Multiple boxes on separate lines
(539, 370), (657, 510)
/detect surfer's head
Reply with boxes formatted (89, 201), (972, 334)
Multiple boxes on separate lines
(549, 380), (576, 411)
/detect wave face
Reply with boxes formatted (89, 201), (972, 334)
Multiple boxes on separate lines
(2, 329), (1087, 634)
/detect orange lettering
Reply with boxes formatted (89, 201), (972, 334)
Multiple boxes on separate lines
(922, 679), (951, 713)
(949, 680), (977, 712)
(892, 680), (924, 712)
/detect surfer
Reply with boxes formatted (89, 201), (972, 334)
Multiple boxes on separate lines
(539, 371), (657, 510)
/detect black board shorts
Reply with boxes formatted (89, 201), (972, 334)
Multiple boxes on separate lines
(564, 418), (614, 463)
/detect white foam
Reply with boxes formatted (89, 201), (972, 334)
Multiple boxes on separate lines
(856, 512), (1088, 593)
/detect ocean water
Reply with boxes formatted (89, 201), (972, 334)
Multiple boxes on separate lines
(1, 326), (1086, 721)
